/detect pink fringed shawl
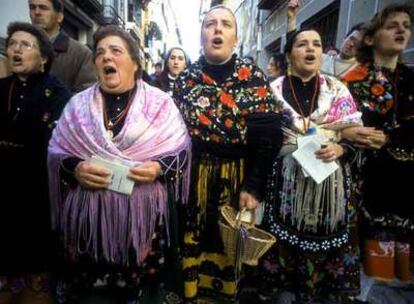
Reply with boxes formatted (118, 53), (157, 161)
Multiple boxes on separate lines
(48, 80), (190, 265)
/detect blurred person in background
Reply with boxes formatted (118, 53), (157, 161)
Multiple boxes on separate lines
(28, 0), (96, 92)
(287, 0), (364, 79)
(321, 23), (365, 78)
(150, 61), (163, 81)
(266, 53), (286, 81)
(153, 47), (191, 96)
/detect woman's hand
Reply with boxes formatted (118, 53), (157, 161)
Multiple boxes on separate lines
(239, 191), (258, 210)
(128, 161), (162, 183)
(287, 0), (300, 18)
(342, 127), (388, 150)
(366, 129), (388, 149)
(342, 127), (372, 148)
(74, 161), (112, 189)
(315, 143), (344, 163)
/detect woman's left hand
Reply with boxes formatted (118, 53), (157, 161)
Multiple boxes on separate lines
(128, 161), (162, 183)
(239, 191), (258, 210)
(314, 143), (344, 163)
(366, 129), (388, 150)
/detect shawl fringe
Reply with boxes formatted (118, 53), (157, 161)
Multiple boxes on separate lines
(280, 154), (346, 234)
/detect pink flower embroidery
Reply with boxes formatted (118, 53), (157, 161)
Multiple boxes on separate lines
(325, 96), (357, 123)
(195, 96), (210, 108)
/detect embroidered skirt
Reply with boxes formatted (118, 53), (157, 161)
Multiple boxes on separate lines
(182, 155), (245, 303)
(260, 155), (360, 301)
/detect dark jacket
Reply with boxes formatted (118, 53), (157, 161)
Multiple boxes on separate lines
(0, 73), (71, 274)
(51, 31), (96, 93)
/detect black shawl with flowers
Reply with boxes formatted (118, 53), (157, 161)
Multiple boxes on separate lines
(343, 63), (414, 234)
(174, 54), (282, 200)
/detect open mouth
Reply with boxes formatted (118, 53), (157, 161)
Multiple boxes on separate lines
(304, 54), (316, 63)
(212, 37), (223, 47)
(395, 36), (405, 43)
(12, 55), (23, 65)
(103, 65), (117, 75)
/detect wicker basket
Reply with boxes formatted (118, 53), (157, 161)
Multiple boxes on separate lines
(219, 206), (276, 266)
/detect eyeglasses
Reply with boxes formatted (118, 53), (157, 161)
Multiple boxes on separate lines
(7, 39), (38, 51)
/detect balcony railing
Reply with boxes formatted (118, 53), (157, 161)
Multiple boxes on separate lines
(72, 0), (103, 14)
(258, 0), (285, 10)
(102, 5), (125, 27)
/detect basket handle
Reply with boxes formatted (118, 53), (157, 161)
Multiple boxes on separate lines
(236, 208), (256, 228)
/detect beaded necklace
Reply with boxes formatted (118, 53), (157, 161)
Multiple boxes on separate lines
(287, 74), (319, 133)
(102, 85), (137, 139)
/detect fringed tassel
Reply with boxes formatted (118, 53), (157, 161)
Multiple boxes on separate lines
(61, 182), (167, 266)
(195, 158), (244, 224)
(196, 162), (213, 224)
(180, 148), (192, 205)
(280, 154), (346, 234)
(130, 182), (167, 264)
(280, 155), (297, 222)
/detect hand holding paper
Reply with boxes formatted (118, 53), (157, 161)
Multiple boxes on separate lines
(293, 137), (339, 184)
(89, 156), (135, 195)
(75, 160), (112, 189)
(314, 143), (344, 163)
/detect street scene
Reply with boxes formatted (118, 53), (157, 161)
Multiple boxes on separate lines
(0, 0), (413, 303)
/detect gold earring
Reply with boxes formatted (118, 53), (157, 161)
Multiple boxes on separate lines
(40, 62), (45, 73)
(287, 63), (292, 76)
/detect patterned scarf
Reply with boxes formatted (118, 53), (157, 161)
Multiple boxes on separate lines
(48, 80), (191, 265)
(271, 75), (362, 139)
(174, 55), (279, 145)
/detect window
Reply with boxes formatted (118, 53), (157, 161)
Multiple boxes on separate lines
(301, 1), (340, 51)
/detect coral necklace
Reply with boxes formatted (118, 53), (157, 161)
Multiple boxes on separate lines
(102, 85), (137, 139)
(288, 74), (319, 133)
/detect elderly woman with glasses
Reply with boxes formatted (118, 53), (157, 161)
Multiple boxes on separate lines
(0, 22), (71, 303)
(48, 25), (190, 303)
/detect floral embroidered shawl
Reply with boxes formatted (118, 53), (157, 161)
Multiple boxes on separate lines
(48, 80), (191, 265)
(271, 74), (362, 145)
(174, 55), (279, 145)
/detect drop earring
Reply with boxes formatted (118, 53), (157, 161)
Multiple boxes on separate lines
(287, 63), (292, 76)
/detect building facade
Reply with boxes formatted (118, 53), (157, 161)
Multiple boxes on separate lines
(146, 0), (182, 71)
(0, 0), (106, 52)
(217, 0), (414, 71)
(0, 0), (157, 70)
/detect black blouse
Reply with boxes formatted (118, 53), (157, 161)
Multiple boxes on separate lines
(101, 86), (135, 137)
(200, 54), (237, 84)
(0, 73), (70, 273)
(282, 75), (320, 116)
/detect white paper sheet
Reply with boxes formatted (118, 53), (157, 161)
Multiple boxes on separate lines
(90, 156), (135, 195)
(292, 138), (338, 184)
(297, 135), (324, 177)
